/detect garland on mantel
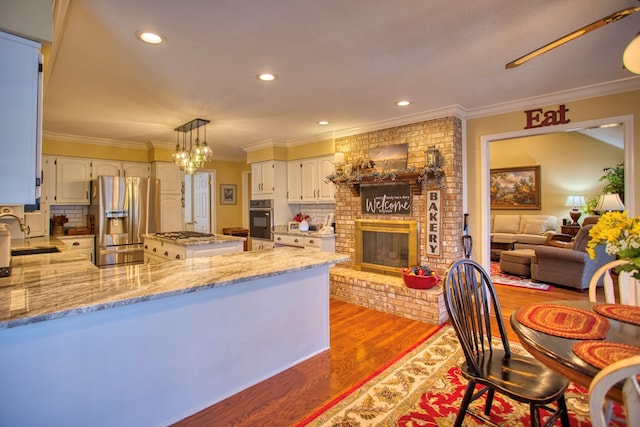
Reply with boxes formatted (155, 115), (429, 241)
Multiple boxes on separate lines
(326, 165), (445, 187)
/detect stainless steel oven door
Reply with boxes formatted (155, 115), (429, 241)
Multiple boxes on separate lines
(249, 209), (273, 240)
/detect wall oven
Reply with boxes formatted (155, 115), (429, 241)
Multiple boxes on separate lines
(249, 199), (273, 241)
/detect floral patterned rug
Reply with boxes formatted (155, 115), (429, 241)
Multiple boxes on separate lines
(296, 326), (624, 426)
(490, 261), (552, 291)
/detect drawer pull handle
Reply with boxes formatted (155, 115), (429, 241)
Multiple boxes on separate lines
(73, 242), (80, 246)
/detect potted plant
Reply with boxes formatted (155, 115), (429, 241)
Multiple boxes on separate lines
(599, 163), (625, 203)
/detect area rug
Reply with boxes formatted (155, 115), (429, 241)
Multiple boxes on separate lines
(296, 325), (624, 427)
(490, 261), (552, 291)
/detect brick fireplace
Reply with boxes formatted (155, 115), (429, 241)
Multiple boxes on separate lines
(329, 116), (463, 325)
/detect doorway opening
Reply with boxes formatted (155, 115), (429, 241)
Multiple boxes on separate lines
(480, 115), (634, 268)
(184, 171), (216, 233)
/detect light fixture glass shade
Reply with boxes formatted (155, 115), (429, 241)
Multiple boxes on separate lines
(333, 152), (345, 165)
(623, 33), (640, 75)
(172, 118), (211, 174)
(595, 193), (625, 212)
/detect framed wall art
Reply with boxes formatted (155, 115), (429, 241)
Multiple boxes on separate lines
(220, 184), (237, 205)
(490, 165), (541, 210)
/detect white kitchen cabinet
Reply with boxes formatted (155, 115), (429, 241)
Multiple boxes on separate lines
(286, 161), (302, 202)
(303, 235), (335, 252)
(41, 155), (57, 204)
(91, 159), (121, 177)
(55, 157), (92, 205)
(160, 194), (183, 232)
(251, 161), (286, 198)
(152, 162), (183, 194)
(143, 235), (243, 263)
(273, 232), (335, 252)
(122, 161), (150, 178)
(24, 209), (48, 238)
(152, 162), (184, 232)
(91, 160), (150, 178)
(251, 238), (274, 250)
(58, 235), (95, 263)
(0, 32), (41, 205)
(288, 156), (335, 203)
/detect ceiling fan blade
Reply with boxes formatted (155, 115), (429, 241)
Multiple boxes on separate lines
(506, 6), (640, 69)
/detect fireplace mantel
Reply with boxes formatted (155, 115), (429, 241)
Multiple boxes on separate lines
(328, 168), (444, 196)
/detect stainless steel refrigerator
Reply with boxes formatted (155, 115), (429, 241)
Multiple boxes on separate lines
(89, 176), (161, 267)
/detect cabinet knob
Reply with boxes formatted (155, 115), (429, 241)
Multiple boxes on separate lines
(277, 237), (281, 241)
(164, 251), (169, 256)
(294, 239), (299, 243)
(175, 254), (180, 259)
(153, 247), (157, 252)
(309, 239), (314, 244)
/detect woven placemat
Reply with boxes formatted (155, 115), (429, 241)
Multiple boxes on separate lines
(593, 304), (640, 326)
(516, 303), (610, 339)
(573, 340), (640, 369)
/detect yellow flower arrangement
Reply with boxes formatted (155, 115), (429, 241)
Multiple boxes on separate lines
(586, 211), (640, 279)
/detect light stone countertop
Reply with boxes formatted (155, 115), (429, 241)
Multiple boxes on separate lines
(0, 245), (348, 330)
(143, 233), (246, 247)
(273, 225), (335, 238)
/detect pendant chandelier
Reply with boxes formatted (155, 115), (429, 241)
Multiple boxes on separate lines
(171, 118), (213, 174)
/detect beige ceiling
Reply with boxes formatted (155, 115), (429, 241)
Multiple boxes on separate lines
(43, 0), (640, 160)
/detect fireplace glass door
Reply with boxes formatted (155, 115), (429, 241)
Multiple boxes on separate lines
(355, 219), (418, 275)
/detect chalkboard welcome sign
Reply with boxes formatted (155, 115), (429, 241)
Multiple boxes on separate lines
(361, 183), (411, 215)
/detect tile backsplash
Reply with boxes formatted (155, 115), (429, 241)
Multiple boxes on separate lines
(50, 205), (89, 228)
(289, 203), (335, 228)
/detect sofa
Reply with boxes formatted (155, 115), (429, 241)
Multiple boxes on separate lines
(531, 223), (615, 291)
(491, 214), (558, 250)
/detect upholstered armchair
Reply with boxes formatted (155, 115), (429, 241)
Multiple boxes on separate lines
(531, 224), (615, 291)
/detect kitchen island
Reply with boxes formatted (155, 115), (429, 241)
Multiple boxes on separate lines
(0, 244), (348, 427)
(143, 231), (246, 262)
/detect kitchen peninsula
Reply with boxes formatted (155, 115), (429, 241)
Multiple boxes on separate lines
(0, 244), (348, 427)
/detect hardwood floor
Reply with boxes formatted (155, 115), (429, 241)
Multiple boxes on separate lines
(175, 283), (601, 426)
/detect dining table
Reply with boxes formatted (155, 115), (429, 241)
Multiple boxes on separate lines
(510, 300), (640, 404)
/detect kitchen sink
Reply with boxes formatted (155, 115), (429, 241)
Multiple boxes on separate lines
(11, 247), (61, 256)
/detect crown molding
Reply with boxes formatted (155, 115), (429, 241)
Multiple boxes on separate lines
(42, 130), (147, 149)
(465, 76), (640, 119)
(283, 105), (469, 147)
(241, 139), (288, 153)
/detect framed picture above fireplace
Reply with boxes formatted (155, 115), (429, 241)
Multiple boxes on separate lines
(490, 165), (541, 210)
(368, 143), (408, 171)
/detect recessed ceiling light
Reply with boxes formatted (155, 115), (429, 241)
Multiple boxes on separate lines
(317, 120), (329, 126)
(395, 100), (411, 107)
(257, 73), (278, 82)
(135, 30), (166, 45)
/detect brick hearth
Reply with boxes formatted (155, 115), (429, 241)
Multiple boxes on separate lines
(329, 116), (463, 325)
(330, 267), (448, 324)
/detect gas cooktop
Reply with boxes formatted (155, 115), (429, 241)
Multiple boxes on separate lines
(152, 231), (217, 241)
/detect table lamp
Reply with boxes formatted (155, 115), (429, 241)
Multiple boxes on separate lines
(595, 193), (625, 213)
(565, 195), (586, 225)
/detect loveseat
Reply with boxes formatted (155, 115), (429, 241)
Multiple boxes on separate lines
(491, 214), (558, 250)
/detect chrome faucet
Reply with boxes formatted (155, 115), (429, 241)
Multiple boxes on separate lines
(0, 213), (28, 233)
